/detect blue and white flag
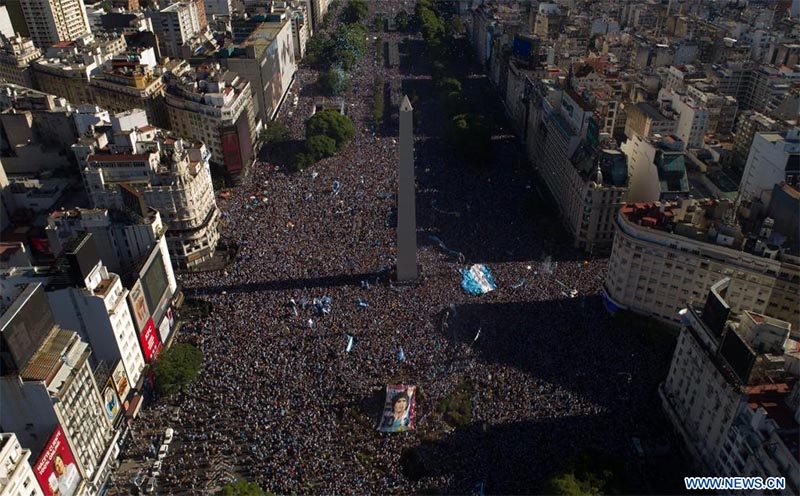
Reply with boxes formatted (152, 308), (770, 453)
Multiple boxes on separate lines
(460, 264), (497, 295)
(397, 346), (406, 362)
(357, 299), (369, 308)
(346, 334), (354, 353)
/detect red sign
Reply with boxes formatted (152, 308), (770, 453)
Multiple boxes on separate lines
(139, 318), (162, 363)
(221, 129), (243, 173)
(33, 426), (82, 496)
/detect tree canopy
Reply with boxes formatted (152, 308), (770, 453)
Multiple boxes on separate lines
(316, 67), (350, 96)
(306, 110), (355, 149)
(449, 113), (492, 167)
(153, 343), (203, 396)
(221, 479), (266, 496)
(258, 121), (289, 145)
(305, 134), (338, 161)
(340, 0), (368, 25)
(541, 450), (628, 495)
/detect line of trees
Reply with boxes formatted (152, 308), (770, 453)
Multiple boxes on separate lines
(295, 110), (355, 170)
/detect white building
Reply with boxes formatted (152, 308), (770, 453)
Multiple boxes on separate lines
(0, 35), (42, 88)
(620, 134), (689, 202)
(740, 128), (800, 206)
(19, 0), (91, 49)
(0, 433), (43, 496)
(165, 63), (259, 175)
(203, 0), (231, 17)
(658, 88), (710, 150)
(81, 124), (221, 269)
(604, 200), (800, 329)
(0, 284), (117, 495)
(660, 279), (799, 494)
(148, 0), (209, 59)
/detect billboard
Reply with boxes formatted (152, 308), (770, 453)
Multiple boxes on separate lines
(103, 378), (121, 423)
(128, 280), (149, 332)
(33, 426), (81, 496)
(377, 385), (417, 433)
(142, 255), (169, 317)
(157, 314), (170, 345)
(221, 128), (243, 173)
(111, 361), (130, 401)
(139, 318), (162, 363)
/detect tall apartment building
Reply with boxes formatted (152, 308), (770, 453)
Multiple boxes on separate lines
(526, 80), (629, 253)
(658, 88), (710, 150)
(686, 82), (738, 136)
(604, 200), (800, 329)
(223, 16), (297, 124)
(740, 129), (800, 205)
(621, 134), (689, 202)
(31, 33), (127, 105)
(81, 124), (220, 269)
(46, 206), (165, 275)
(89, 48), (168, 128)
(0, 35), (41, 87)
(660, 279), (799, 494)
(732, 111), (788, 164)
(308, 0), (329, 32)
(165, 63), (258, 174)
(0, 433), (43, 496)
(149, 0), (209, 60)
(19, 0), (90, 49)
(624, 102), (675, 140)
(0, 284), (117, 495)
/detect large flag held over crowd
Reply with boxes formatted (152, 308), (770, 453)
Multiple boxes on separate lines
(377, 385), (416, 433)
(460, 264), (497, 295)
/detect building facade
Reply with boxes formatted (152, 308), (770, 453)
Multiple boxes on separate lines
(0, 35), (41, 87)
(0, 433), (43, 496)
(165, 63), (258, 174)
(19, 0), (90, 49)
(604, 200), (800, 328)
(740, 129), (800, 206)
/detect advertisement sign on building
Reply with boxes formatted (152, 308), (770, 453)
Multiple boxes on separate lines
(111, 361), (130, 401)
(157, 315), (170, 345)
(139, 318), (162, 363)
(103, 378), (121, 423)
(221, 128), (243, 173)
(128, 280), (149, 332)
(33, 427), (82, 496)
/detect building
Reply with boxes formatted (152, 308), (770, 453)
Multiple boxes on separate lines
(0, 284), (117, 495)
(658, 88), (710, 150)
(624, 102), (675, 140)
(308, 0), (329, 32)
(18, 0), (91, 49)
(0, 35), (42, 87)
(660, 279), (799, 494)
(526, 80), (629, 253)
(149, 0), (209, 60)
(621, 134), (689, 202)
(0, 432), (43, 496)
(89, 48), (168, 129)
(221, 15), (297, 124)
(81, 123), (220, 269)
(604, 200), (800, 329)
(732, 111), (788, 165)
(0, 83), (77, 175)
(46, 206), (165, 275)
(201, 0), (231, 17)
(31, 33), (127, 105)
(740, 129), (800, 206)
(0, 6), (14, 38)
(165, 63), (258, 174)
(686, 82), (738, 136)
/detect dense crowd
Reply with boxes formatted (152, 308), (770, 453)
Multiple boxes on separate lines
(122, 3), (669, 494)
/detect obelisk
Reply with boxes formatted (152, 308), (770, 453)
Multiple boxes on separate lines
(397, 95), (417, 281)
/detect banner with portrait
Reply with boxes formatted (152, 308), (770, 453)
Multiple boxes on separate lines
(33, 426), (82, 496)
(377, 385), (416, 433)
(103, 379), (121, 423)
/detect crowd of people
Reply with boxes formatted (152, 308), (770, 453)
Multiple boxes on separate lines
(119, 2), (670, 494)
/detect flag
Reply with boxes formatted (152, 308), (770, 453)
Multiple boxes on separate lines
(472, 327), (482, 343)
(346, 335), (354, 353)
(357, 299), (369, 308)
(460, 264), (497, 295)
(397, 346), (406, 362)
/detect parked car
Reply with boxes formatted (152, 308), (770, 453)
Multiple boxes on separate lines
(157, 444), (168, 460)
(145, 477), (157, 493)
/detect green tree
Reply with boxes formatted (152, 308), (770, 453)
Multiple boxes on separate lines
(395, 10), (411, 31)
(435, 77), (462, 94)
(542, 473), (591, 496)
(449, 113), (492, 166)
(340, 0), (368, 24)
(327, 24), (367, 70)
(372, 76), (385, 124)
(316, 67), (349, 96)
(303, 34), (327, 68)
(305, 134), (337, 161)
(221, 479), (266, 496)
(306, 110), (355, 149)
(153, 344), (203, 396)
(258, 121), (289, 145)
(293, 152), (314, 172)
